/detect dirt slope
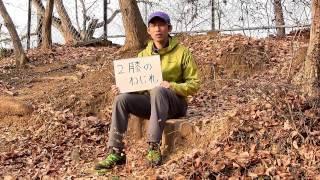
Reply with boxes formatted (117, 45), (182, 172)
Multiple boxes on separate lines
(0, 33), (319, 179)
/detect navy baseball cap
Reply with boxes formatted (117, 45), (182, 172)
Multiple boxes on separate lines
(148, 11), (171, 25)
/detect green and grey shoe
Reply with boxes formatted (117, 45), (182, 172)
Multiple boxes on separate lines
(95, 152), (126, 171)
(146, 143), (162, 166)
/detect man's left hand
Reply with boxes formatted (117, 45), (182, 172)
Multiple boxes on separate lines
(160, 81), (171, 89)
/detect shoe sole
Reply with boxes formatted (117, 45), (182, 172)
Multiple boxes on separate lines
(95, 159), (126, 175)
(96, 169), (110, 176)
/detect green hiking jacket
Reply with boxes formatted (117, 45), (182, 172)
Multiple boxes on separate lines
(138, 37), (200, 97)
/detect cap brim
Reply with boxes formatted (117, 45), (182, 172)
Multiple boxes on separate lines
(148, 16), (169, 24)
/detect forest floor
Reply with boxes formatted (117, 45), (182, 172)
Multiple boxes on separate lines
(0, 31), (319, 179)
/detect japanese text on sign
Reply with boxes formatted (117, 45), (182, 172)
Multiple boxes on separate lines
(113, 55), (163, 93)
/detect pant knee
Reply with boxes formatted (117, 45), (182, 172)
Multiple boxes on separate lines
(150, 87), (167, 97)
(114, 94), (130, 105)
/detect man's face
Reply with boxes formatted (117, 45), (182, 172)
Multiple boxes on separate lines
(147, 18), (172, 43)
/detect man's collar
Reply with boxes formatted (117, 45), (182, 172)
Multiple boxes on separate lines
(152, 38), (170, 54)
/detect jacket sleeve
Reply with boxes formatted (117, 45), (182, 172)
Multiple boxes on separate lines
(169, 50), (200, 97)
(138, 49), (148, 57)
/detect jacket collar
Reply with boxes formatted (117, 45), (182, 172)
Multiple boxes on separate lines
(146, 36), (179, 56)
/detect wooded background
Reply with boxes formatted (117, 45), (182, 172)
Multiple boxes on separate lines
(0, 0), (312, 49)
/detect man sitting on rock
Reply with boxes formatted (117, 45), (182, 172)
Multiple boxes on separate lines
(95, 11), (200, 171)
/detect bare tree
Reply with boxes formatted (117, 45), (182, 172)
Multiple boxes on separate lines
(55, 0), (81, 44)
(211, 0), (215, 30)
(273, 0), (285, 36)
(32, 0), (120, 44)
(119, 0), (148, 50)
(36, 9), (43, 47)
(0, 0), (28, 66)
(42, 0), (54, 50)
(75, 0), (81, 32)
(164, 0), (209, 32)
(32, 0), (63, 43)
(297, 0), (320, 97)
(79, 0), (87, 32)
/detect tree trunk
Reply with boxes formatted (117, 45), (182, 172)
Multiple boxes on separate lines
(274, 0), (285, 36)
(27, 0), (32, 50)
(119, 0), (148, 50)
(36, 13), (43, 47)
(79, 0), (87, 32)
(42, 0), (54, 50)
(55, 0), (81, 44)
(300, 0), (320, 97)
(211, 0), (215, 30)
(0, 0), (28, 66)
(33, 0), (60, 47)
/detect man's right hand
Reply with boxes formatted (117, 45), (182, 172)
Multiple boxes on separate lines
(111, 85), (120, 95)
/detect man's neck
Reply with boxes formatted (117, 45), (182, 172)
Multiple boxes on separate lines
(154, 38), (169, 50)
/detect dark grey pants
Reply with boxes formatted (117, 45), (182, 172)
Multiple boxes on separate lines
(108, 86), (187, 148)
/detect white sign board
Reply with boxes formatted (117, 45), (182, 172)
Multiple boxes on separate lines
(113, 55), (163, 93)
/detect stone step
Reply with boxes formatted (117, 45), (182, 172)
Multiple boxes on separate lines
(127, 115), (195, 155)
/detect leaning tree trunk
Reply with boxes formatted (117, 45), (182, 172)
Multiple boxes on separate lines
(42, 0), (54, 50)
(119, 0), (148, 50)
(295, 0), (320, 98)
(55, 0), (81, 44)
(0, 0), (28, 66)
(36, 12), (43, 47)
(274, 0), (285, 36)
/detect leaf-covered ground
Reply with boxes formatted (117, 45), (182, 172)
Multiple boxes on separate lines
(0, 32), (319, 179)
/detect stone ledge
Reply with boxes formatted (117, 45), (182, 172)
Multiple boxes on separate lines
(0, 96), (33, 117)
(127, 115), (195, 155)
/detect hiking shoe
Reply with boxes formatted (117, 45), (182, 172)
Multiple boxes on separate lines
(95, 152), (126, 171)
(146, 143), (162, 166)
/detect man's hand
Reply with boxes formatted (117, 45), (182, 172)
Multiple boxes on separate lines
(160, 81), (171, 89)
(111, 85), (120, 95)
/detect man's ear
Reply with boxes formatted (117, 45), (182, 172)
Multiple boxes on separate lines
(147, 27), (151, 35)
(168, 25), (172, 32)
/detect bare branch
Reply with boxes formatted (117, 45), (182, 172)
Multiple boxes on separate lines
(96, 9), (121, 29)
